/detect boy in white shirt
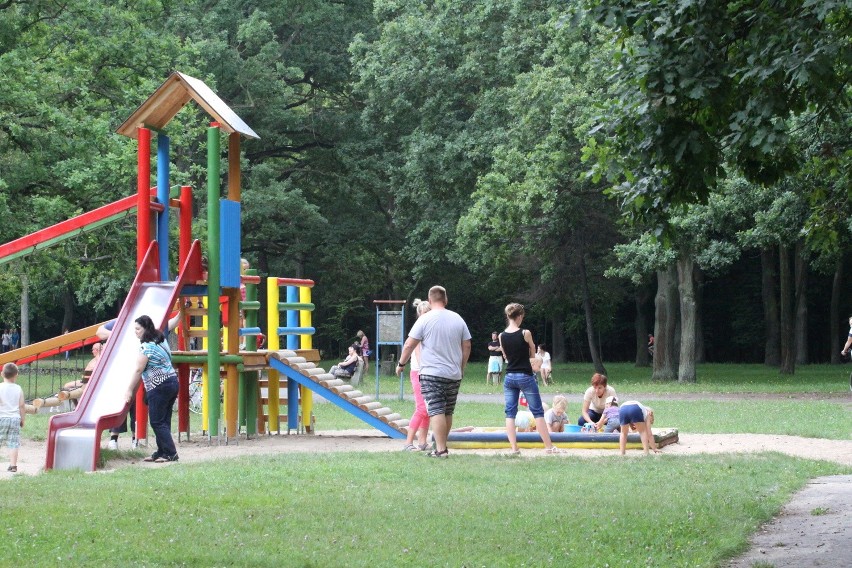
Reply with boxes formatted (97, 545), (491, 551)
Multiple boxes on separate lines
(0, 363), (25, 472)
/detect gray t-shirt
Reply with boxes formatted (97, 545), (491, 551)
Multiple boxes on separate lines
(408, 308), (472, 381)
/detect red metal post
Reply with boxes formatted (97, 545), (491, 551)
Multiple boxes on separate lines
(137, 127), (151, 269)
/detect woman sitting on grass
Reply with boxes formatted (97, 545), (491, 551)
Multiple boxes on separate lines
(537, 345), (552, 385)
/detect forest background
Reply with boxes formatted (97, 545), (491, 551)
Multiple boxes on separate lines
(0, 0), (849, 382)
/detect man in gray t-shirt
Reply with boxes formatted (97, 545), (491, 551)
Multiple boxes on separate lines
(397, 286), (471, 458)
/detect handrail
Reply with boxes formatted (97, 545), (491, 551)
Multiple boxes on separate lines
(0, 189), (160, 266)
(0, 323), (105, 367)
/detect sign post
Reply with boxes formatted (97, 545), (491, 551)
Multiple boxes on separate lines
(373, 300), (406, 400)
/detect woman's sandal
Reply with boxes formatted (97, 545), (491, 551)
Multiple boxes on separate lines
(545, 447), (565, 455)
(401, 444), (419, 452)
(426, 449), (449, 459)
(7, 465), (17, 472)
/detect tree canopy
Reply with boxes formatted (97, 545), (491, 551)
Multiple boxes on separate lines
(0, 0), (849, 370)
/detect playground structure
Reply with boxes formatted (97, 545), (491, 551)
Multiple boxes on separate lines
(0, 72), (408, 471)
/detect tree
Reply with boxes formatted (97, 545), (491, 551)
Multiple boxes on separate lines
(581, 0), (850, 227)
(0, 0), (193, 336)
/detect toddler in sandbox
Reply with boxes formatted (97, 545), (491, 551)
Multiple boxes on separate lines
(544, 395), (569, 432)
(597, 396), (621, 433)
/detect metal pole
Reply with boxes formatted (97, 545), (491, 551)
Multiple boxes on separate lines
(207, 123), (222, 439)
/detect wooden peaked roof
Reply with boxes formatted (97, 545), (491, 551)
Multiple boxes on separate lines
(116, 71), (259, 140)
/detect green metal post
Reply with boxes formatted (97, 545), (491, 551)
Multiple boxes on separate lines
(242, 268), (259, 436)
(207, 124), (222, 438)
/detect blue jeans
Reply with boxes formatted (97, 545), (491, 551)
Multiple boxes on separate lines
(147, 377), (178, 458)
(504, 372), (545, 418)
(578, 409), (602, 427)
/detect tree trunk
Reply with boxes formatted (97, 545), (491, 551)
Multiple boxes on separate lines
(62, 282), (75, 334)
(779, 244), (795, 374)
(761, 247), (781, 366)
(634, 281), (652, 367)
(794, 241), (808, 365)
(830, 256), (842, 364)
(578, 253), (606, 375)
(677, 254), (696, 382)
(694, 265), (705, 363)
(652, 264), (678, 381)
(20, 273), (30, 347)
(551, 316), (566, 364)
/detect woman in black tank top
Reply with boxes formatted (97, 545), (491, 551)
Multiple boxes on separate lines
(499, 303), (562, 455)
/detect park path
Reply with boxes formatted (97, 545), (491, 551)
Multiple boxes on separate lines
(727, 474), (852, 568)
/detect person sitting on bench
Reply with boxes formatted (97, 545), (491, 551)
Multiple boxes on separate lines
(29, 342), (103, 411)
(329, 345), (361, 379)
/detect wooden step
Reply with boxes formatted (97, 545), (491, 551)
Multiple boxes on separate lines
(389, 419), (409, 429)
(320, 379), (345, 388)
(370, 407), (393, 417)
(359, 402), (383, 411)
(380, 413), (402, 423)
(332, 385), (354, 394)
(349, 395), (372, 405)
(259, 379), (296, 388)
(340, 390), (363, 400)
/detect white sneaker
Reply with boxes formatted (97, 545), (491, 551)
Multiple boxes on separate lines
(107, 439), (118, 450)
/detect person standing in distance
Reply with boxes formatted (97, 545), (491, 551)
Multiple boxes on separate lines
(840, 316), (852, 358)
(396, 286), (471, 458)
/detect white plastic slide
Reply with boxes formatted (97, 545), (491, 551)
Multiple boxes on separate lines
(46, 241), (201, 471)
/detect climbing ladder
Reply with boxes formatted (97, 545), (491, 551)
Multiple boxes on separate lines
(266, 350), (407, 439)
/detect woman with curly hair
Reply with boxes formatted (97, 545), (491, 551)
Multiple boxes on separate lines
(125, 315), (179, 463)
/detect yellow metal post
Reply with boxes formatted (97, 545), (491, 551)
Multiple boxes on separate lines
(266, 277), (280, 433)
(299, 285), (313, 432)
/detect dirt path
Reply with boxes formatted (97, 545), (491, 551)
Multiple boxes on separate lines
(6, 429), (851, 476)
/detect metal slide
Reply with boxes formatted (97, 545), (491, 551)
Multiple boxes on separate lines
(45, 240), (202, 471)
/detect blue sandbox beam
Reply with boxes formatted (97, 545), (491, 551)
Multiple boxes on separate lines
(267, 358), (405, 439)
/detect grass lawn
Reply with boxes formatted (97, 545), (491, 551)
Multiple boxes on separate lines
(417, 361), (852, 395)
(1, 453), (847, 566)
(5, 363), (850, 566)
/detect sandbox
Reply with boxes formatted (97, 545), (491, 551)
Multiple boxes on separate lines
(446, 427), (679, 450)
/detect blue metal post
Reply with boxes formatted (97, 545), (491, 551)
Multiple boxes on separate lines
(286, 286), (299, 431)
(375, 304), (380, 400)
(156, 134), (170, 280)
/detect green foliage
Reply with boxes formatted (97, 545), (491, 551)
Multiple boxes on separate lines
(0, 0), (848, 363)
(580, 0), (851, 225)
